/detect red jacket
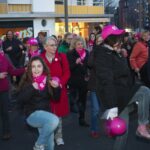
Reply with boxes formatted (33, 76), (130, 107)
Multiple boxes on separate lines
(41, 51), (70, 117)
(0, 53), (24, 92)
(130, 41), (148, 70)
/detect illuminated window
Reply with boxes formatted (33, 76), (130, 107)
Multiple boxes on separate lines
(93, 0), (104, 6)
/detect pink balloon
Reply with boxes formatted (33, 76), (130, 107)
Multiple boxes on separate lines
(105, 117), (127, 136)
(51, 76), (60, 84)
(15, 31), (20, 36)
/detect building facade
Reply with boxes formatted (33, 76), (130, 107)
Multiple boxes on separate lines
(117, 0), (150, 31)
(0, 0), (113, 39)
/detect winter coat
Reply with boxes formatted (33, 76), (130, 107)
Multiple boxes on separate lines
(94, 45), (141, 112)
(0, 53), (24, 92)
(17, 83), (52, 117)
(2, 38), (23, 67)
(67, 49), (89, 88)
(130, 41), (148, 70)
(87, 49), (97, 91)
(58, 41), (70, 54)
(41, 51), (70, 117)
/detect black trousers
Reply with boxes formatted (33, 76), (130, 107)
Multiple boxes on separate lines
(0, 91), (10, 134)
(69, 80), (88, 120)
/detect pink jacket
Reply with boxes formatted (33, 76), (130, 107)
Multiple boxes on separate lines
(0, 53), (25, 92)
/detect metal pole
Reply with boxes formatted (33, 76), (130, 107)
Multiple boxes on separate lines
(64, 0), (69, 32)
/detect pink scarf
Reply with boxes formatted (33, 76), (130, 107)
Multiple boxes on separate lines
(32, 74), (46, 91)
(88, 40), (94, 47)
(0, 51), (4, 59)
(76, 48), (86, 61)
(29, 49), (40, 58)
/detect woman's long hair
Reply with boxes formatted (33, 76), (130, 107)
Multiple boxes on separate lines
(18, 56), (53, 95)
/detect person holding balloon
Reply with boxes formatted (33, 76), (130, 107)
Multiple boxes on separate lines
(94, 25), (150, 139)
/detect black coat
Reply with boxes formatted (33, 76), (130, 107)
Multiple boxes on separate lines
(2, 38), (23, 67)
(67, 49), (89, 88)
(94, 45), (141, 112)
(17, 83), (52, 117)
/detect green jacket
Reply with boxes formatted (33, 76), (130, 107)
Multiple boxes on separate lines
(58, 41), (69, 54)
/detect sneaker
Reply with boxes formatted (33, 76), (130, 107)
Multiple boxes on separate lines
(136, 125), (150, 140)
(90, 131), (100, 138)
(33, 144), (45, 150)
(56, 138), (64, 145)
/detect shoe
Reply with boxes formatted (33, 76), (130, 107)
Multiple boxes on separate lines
(56, 138), (64, 146)
(2, 133), (12, 140)
(33, 144), (45, 150)
(136, 125), (150, 140)
(90, 131), (100, 138)
(79, 119), (89, 127)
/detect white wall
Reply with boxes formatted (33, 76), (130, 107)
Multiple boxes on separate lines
(7, 0), (31, 4)
(32, 0), (54, 12)
(33, 19), (55, 37)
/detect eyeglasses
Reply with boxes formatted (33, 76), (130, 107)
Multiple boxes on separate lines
(48, 44), (57, 47)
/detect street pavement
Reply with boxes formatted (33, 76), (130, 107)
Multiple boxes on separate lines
(0, 101), (150, 150)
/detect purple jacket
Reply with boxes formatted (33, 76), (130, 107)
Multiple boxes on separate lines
(0, 53), (25, 92)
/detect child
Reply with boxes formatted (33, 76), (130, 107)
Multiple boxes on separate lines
(0, 49), (24, 140)
(17, 56), (59, 150)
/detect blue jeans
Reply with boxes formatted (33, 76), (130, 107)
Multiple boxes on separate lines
(89, 91), (100, 132)
(26, 110), (59, 150)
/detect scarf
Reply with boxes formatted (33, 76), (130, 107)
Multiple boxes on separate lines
(32, 74), (47, 91)
(88, 40), (95, 47)
(76, 48), (86, 61)
(0, 50), (4, 60)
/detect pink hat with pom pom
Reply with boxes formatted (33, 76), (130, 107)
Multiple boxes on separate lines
(28, 38), (38, 46)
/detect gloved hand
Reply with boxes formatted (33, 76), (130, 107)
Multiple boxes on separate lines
(101, 107), (118, 120)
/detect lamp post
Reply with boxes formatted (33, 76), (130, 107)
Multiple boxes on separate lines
(64, 0), (69, 32)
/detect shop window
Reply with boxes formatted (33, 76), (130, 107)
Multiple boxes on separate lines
(93, 0), (104, 6)
(55, 0), (63, 4)
(77, 0), (85, 5)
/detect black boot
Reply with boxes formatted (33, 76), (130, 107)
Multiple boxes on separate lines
(79, 119), (89, 127)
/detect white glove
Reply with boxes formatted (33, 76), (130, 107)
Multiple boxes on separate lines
(101, 107), (118, 120)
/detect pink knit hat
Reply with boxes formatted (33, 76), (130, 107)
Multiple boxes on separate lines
(101, 25), (125, 40)
(28, 38), (38, 46)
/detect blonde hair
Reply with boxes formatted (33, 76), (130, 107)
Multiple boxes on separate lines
(69, 36), (86, 51)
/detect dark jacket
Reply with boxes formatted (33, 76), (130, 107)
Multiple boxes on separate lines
(17, 83), (52, 117)
(67, 49), (89, 87)
(87, 49), (97, 91)
(2, 38), (23, 67)
(94, 45), (141, 112)
(0, 54), (24, 92)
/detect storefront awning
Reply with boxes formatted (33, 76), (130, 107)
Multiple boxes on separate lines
(56, 17), (110, 23)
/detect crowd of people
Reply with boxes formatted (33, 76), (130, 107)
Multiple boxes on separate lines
(1, 25), (150, 150)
